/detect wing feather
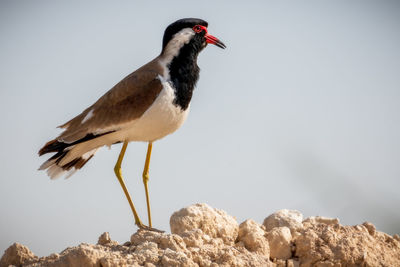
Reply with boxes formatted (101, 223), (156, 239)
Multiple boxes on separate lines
(58, 58), (164, 143)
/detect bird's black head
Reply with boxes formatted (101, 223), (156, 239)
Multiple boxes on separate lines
(161, 18), (226, 53)
(160, 18), (226, 111)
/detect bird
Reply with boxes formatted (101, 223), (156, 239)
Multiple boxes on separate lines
(38, 18), (226, 231)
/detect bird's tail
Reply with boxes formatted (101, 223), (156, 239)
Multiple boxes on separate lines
(38, 139), (97, 179)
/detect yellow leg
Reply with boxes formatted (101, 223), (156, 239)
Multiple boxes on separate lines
(142, 142), (153, 227)
(114, 141), (145, 228)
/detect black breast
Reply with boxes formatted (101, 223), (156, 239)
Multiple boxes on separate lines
(168, 35), (204, 110)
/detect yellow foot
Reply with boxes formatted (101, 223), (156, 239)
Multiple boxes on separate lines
(136, 222), (164, 233)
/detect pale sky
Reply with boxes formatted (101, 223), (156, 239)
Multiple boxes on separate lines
(1, 0), (399, 256)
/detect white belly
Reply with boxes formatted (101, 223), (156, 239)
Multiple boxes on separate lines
(123, 80), (190, 142)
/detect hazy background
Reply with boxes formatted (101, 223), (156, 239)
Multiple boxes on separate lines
(1, 0), (399, 256)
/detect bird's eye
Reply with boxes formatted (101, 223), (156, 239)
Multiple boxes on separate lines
(193, 25), (202, 33)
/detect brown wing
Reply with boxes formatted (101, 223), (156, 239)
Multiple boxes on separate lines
(58, 58), (164, 143)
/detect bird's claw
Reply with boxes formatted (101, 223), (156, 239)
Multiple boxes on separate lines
(137, 222), (165, 233)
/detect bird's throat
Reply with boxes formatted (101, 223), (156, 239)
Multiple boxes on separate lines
(168, 36), (203, 111)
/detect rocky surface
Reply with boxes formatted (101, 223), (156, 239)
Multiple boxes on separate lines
(1, 203), (400, 267)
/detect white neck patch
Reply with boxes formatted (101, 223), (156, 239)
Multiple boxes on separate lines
(159, 28), (195, 79)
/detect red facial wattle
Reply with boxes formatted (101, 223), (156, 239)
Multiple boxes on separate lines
(193, 25), (226, 49)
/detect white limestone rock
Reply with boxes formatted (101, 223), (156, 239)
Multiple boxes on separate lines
(0, 243), (38, 266)
(170, 203), (239, 245)
(3, 203), (399, 267)
(97, 232), (118, 246)
(237, 219), (270, 256)
(263, 209), (303, 234)
(266, 226), (292, 260)
(303, 216), (340, 226)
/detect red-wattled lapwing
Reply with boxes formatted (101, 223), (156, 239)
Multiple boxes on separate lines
(38, 18), (226, 231)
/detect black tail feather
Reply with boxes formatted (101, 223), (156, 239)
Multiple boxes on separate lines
(38, 132), (112, 178)
(38, 131), (114, 157)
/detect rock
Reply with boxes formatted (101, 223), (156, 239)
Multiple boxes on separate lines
(170, 203), (239, 245)
(161, 248), (196, 267)
(47, 243), (120, 267)
(303, 216), (339, 226)
(362, 222), (376, 236)
(97, 232), (118, 246)
(286, 259), (300, 267)
(133, 241), (160, 264)
(266, 226), (292, 260)
(237, 219), (270, 256)
(263, 209), (303, 234)
(179, 229), (205, 248)
(131, 230), (187, 252)
(0, 242), (38, 267)
(2, 203), (400, 267)
(394, 234), (400, 242)
(294, 219), (400, 266)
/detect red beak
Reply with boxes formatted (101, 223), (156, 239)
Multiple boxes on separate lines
(205, 33), (226, 49)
